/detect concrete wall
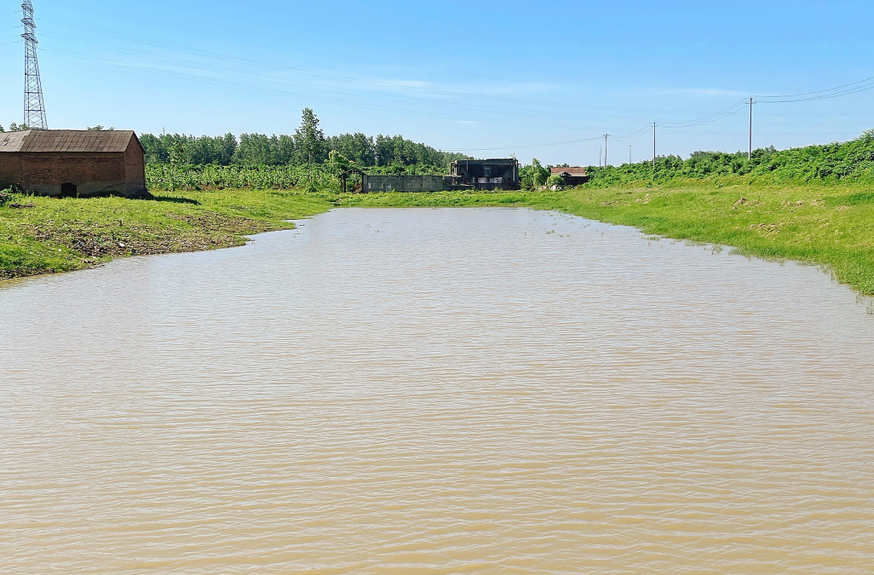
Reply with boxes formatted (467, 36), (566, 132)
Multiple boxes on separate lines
(0, 152), (140, 197)
(363, 175), (445, 193)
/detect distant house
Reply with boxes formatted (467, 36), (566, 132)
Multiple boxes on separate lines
(0, 130), (147, 197)
(550, 166), (589, 186)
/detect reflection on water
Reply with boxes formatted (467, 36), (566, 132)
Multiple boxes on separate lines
(2, 208), (873, 574)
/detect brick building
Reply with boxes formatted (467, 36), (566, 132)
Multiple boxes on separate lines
(0, 130), (147, 197)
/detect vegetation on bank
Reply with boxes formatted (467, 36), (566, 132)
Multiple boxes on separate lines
(342, 183), (874, 296)
(145, 162), (454, 193)
(142, 125), (874, 195)
(4, 121), (874, 295)
(6, 180), (870, 296)
(585, 129), (874, 187)
(0, 188), (334, 281)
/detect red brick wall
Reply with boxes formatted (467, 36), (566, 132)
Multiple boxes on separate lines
(124, 137), (146, 196)
(0, 152), (128, 196)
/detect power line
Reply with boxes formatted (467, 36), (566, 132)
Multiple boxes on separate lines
(758, 83), (874, 104)
(446, 135), (604, 153)
(756, 75), (874, 102)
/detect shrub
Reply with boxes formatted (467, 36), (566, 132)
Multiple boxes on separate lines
(546, 174), (565, 188)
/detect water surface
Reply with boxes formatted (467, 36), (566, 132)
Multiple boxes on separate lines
(2, 208), (873, 574)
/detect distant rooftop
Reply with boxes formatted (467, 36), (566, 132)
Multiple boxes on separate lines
(551, 166), (587, 176)
(452, 158), (519, 164)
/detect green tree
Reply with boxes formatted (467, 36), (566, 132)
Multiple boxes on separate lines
(546, 174), (565, 188)
(520, 159), (549, 189)
(295, 108), (326, 167)
(295, 108), (326, 191)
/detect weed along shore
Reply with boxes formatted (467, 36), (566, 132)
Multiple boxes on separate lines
(2, 182), (874, 296)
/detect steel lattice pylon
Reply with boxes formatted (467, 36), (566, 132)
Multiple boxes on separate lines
(21, 0), (47, 130)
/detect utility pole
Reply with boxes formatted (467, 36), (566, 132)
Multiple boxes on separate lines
(599, 146), (602, 167)
(603, 134), (610, 167)
(629, 144), (632, 165)
(747, 97), (755, 161)
(652, 123), (657, 170)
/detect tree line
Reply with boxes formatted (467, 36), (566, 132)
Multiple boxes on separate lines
(140, 108), (469, 170)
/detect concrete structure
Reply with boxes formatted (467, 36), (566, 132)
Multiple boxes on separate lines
(450, 159), (520, 190)
(0, 130), (147, 197)
(550, 166), (589, 186)
(357, 158), (521, 193)
(362, 174), (446, 193)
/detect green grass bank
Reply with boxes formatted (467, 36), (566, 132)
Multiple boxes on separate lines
(342, 182), (874, 296)
(2, 182), (873, 296)
(0, 189), (335, 281)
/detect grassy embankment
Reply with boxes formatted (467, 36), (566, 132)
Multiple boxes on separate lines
(342, 181), (874, 296)
(0, 189), (335, 281)
(2, 181), (873, 296)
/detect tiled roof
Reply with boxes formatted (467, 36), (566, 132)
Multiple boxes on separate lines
(0, 130), (137, 153)
(551, 166), (587, 176)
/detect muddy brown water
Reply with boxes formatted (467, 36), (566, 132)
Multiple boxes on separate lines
(2, 208), (874, 574)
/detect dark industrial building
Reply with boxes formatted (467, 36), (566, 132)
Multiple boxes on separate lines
(449, 159), (520, 190)
(359, 159), (521, 193)
(0, 130), (147, 197)
(550, 166), (589, 186)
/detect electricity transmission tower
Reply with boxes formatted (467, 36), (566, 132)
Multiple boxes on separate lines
(21, 0), (48, 130)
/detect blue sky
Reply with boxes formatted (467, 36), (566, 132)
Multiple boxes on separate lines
(1, 0), (873, 165)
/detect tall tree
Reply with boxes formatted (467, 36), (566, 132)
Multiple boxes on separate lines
(295, 108), (326, 167)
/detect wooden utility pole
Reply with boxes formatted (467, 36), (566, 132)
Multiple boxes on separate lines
(747, 97), (755, 161)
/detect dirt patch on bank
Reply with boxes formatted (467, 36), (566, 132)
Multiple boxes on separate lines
(25, 211), (281, 260)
